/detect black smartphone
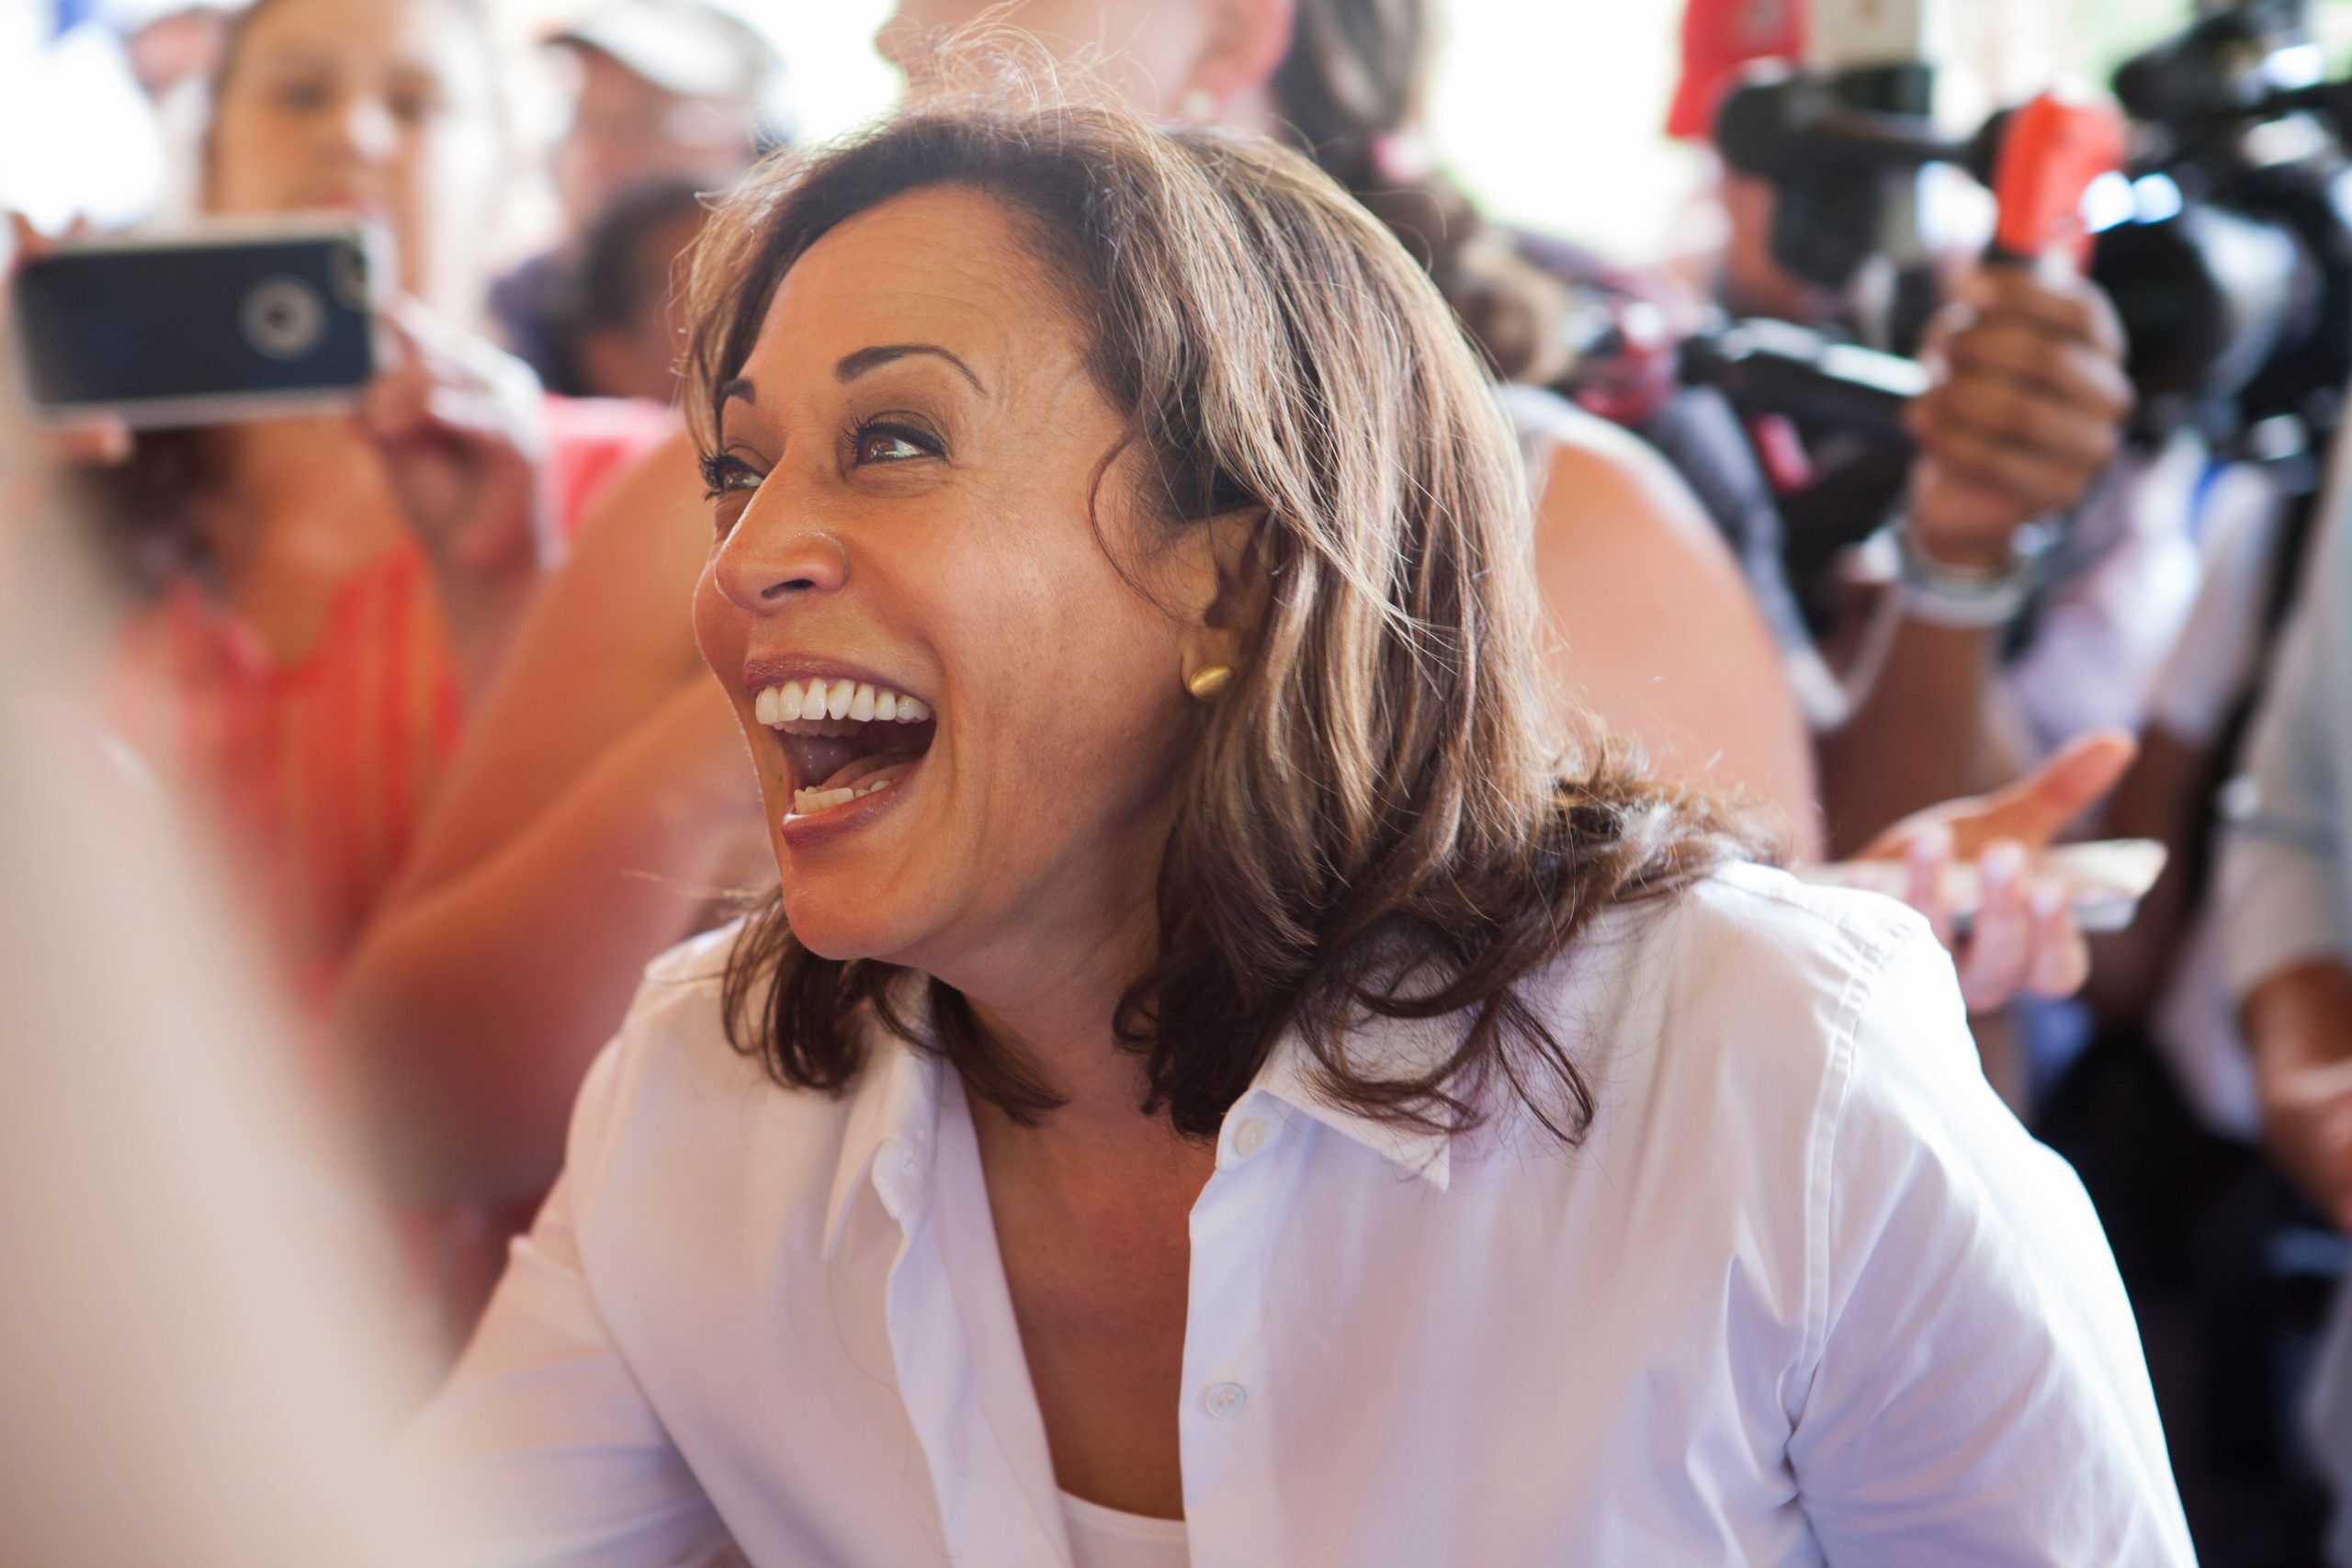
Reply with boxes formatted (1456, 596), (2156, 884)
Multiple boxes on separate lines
(9, 219), (385, 429)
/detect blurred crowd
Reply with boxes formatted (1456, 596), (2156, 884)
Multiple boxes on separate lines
(6, 0), (2352, 1562)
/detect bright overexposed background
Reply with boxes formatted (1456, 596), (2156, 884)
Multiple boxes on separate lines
(12, 0), (2352, 267)
(532, 0), (2352, 265)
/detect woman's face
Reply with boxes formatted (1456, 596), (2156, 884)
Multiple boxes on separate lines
(205, 0), (503, 311)
(879, 0), (1211, 117)
(691, 186), (1209, 982)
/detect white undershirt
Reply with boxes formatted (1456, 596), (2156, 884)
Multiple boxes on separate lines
(1058, 1490), (1189, 1568)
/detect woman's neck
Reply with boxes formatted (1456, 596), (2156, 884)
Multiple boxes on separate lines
(192, 417), (409, 658)
(964, 907), (1161, 1131)
(919, 830), (1182, 1141)
(205, 418), (399, 562)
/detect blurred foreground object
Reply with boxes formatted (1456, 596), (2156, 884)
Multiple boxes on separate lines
(0, 389), (447, 1565)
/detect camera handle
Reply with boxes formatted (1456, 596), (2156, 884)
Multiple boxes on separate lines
(1985, 90), (2128, 270)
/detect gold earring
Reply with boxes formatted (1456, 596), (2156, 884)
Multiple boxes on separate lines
(1186, 664), (1234, 701)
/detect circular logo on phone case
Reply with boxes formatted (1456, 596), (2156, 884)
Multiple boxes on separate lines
(242, 276), (325, 361)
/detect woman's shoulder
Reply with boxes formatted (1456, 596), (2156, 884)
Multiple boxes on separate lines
(1638, 858), (1934, 991)
(1442, 862), (1995, 1303)
(1513, 861), (1962, 1147)
(1599, 858), (1946, 1028)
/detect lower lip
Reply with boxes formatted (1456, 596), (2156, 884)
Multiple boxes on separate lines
(776, 756), (925, 849)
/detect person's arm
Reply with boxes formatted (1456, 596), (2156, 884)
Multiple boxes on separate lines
(1816, 269), (2132, 854)
(337, 679), (760, 1204)
(398, 427), (716, 885)
(2247, 962), (2352, 1227)
(1527, 411), (1820, 852)
(335, 429), (749, 1204)
(402, 1043), (729, 1568)
(1789, 922), (2193, 1563)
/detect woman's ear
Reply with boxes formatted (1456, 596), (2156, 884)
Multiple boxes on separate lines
(1170, 505), (1272, 683)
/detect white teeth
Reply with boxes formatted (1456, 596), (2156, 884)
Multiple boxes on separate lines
(752, 679), (937, 729)
(786, 768), (908, 819)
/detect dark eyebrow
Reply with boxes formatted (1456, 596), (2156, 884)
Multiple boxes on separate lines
(719, 377), (755, 407)
(834, 344), (985, 393)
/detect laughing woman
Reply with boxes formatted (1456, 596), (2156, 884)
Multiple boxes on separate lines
(412, 88), (2191, 1567)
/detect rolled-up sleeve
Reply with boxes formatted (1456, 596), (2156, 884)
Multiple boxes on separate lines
(2221, 504), (2352, 996)
(401, 1041), (729, 1568)
(1790, 922), (2195, 1566)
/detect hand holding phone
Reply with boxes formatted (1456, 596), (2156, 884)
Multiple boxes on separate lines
(1799, 839), (2168, 937)
(3, 214), (130, 464)
(7, 217), (382, 430)
(1834, 732), (2142, 1010)
(356, 299), (548, 581)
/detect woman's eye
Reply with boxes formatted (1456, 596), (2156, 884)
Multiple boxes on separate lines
(386, 72), (442, 125)
(272, 78), (334, 113)
(853, 423), (938, 466)
(699, 453), (764, 501)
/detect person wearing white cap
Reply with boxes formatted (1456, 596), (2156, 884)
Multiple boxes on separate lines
(545, 0), (786, 235)
(490, 0), (786, 387)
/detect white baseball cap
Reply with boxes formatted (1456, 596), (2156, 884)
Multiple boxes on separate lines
(548, 0), (779, 104)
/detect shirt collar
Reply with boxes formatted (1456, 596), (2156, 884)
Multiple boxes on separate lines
(820, 984), (1461, 1256)
(1247, 1013), (1454, 1190)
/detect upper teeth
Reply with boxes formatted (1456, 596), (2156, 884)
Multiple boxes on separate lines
(752, 678), (933, 728)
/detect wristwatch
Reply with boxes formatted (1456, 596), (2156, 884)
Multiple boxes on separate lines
(1894, 518), (2056, 629)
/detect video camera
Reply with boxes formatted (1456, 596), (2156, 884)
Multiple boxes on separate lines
(2095, 0), (2352, 466)
(1688, 0), (2352, 472)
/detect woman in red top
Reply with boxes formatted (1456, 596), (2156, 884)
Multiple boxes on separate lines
(85, 0), (671, 1001)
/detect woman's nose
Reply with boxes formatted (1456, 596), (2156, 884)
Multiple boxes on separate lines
(337, 96), (400, 165)
(711, 514), (850, 615)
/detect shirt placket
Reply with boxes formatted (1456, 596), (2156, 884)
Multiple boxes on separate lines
(1177, 1089), (1290, 1567)
(877, 1087), (1071, 1568)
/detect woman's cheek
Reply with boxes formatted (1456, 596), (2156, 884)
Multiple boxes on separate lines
(690, 575), (742, 682)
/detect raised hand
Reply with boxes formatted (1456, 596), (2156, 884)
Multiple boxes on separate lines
(1905, 266), (2132, 568)
(1861, 729), (2137, 1010)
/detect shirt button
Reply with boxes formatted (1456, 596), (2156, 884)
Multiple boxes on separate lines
(1231, 1117), (1269, 1159)
(1204, 1381), (1248, 1419)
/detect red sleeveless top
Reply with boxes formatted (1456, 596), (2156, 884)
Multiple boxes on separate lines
(112, 397), (674, 1007)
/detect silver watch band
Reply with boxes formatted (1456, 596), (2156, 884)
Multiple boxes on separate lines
(1894, 518), (2054, 630)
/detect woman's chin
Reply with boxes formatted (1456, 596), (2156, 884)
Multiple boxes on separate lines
(779, 892), (923, 966)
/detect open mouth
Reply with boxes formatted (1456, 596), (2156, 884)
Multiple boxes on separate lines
(752, 676), (937, 822)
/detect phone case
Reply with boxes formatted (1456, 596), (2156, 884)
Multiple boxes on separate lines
(9, 217), (386, 429)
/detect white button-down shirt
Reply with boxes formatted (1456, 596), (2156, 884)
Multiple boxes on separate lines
(412, 865), (2192, 1566)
